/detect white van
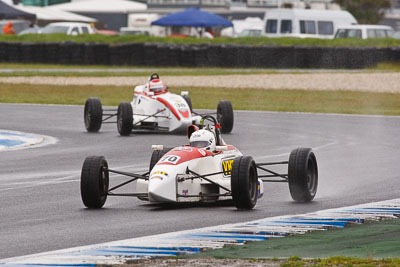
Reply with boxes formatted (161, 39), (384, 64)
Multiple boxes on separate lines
(263, 9), (357, 39)
(334, 25), (394, 39)
(121, 13), (165, 37)
(41, 22), (94, 35)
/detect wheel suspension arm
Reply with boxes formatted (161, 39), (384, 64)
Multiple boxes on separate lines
(256, 162), (289, 182)
(132, 108), (167, 126)
(186, 169), (231, 193)
(106, 169), (149, 192)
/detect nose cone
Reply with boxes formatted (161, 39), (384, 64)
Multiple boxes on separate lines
(148, 179), (176, 202)
(148, 167), (177, 202)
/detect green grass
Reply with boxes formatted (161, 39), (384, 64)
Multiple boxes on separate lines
(1, 33), (400, 47)
(186, 219), (400, 260)
(1, 83), (400, 115)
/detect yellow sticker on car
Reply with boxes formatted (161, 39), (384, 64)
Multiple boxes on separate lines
(222, 159), (234, 176)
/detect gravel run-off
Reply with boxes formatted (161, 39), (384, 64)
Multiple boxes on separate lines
(1, 73), (400, 93)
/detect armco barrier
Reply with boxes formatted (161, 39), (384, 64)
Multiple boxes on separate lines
(0, 42), (398, 68)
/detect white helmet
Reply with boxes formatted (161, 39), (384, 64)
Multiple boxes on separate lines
(148, 79), (166, 92)
(189, 129), (216, 151)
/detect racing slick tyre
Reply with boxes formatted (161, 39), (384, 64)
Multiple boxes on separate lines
(231, 156), (258, 210)
(288, 148), (318, 202)
(217, 100), (234, 134)
(182, 95), (193, 112)
(84, 97), (103, 132)
(80, 156), (109, 209)
(149, 147), (173, 172)
(117, 102), (133, 136)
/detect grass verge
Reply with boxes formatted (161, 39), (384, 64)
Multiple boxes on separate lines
(1, 34), (400, 47)
(185, 219), (400, 260)
(1, 83), (400, 115)
(0, 64), (280, 77)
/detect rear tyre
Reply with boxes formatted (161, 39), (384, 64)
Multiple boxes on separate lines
(182, 95), (193, 112)
(80, 156), (109, 209)
(84, 97), (102, 132)
(217, 100), (234, 134)
(231, 156), (258, 210)
(288, 148), (318, 202)
(149, 147), (173, 172)
(117, 102), (133, 136)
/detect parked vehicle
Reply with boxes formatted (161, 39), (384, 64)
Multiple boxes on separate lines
(120, 13), (165, 36)
(221, 17), (263, 37)
(262, 9), (357, 39)
(335, 25), (394, 39)
(392, 31), (400, 39)
(41, 22), (94, 35)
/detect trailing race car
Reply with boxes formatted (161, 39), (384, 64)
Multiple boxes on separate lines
(84, 73), (234, 136)
(80, 116), (318, 210)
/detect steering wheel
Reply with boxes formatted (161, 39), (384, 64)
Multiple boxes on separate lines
(200, 115), (222, 146)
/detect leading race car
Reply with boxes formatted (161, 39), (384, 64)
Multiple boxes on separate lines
(80, 116), (318, 210)
(84, 73), (234, 136)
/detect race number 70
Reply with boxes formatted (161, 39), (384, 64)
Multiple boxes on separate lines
(160, 155), (181, 164)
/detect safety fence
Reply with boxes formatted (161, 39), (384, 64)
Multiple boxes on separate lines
(0, 42), (399, 68)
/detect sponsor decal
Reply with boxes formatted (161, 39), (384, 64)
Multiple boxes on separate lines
(198, 149), (206, 156)
(222, 158), (234, 176)
(159, 155), (181, 165)
(182, 189), (189, 198)
(152, 171), (168, 177)
(156, 108), (165, 114)
(257, 181), (261, 196)
(151, 171), (168, 180)
(175, 102), (186, 109)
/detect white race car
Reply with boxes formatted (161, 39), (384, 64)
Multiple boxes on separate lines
(80, 116), (318, 210)
(84, 73), (234, 136)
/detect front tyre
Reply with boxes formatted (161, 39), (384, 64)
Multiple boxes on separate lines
(149, 147), (173, 172)
(80, 156), (109, 209)
(117, 102), (133, 136)
(84, 97), (103, 132)
(217, 100), (234, 134)
(288, 148), (318, 202)
(182, 94), (193, 113)
(231, 156), (258, 210)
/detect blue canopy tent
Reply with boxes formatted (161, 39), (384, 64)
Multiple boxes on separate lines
(151, 8), (233, 28)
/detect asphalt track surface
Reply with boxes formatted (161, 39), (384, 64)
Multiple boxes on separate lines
(1, 103), (399, 259)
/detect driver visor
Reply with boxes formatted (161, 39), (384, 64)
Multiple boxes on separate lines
(190, 141), (209, 148)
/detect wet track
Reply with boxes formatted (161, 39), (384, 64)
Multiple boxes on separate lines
(0, 103), (399, 259)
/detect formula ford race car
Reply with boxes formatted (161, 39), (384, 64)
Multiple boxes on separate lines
(84, 73), (234, 136)
(80, 116), (318, 210)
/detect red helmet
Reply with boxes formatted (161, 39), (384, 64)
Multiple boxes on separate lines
(148, 79), (165, 92)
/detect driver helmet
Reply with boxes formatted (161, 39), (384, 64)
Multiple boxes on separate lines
(189, 129), (216, 151)
(148, 79), (165, 92)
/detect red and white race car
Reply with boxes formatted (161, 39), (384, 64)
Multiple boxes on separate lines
(84, 73), (234, 136)
(80, 116), (318, 210)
